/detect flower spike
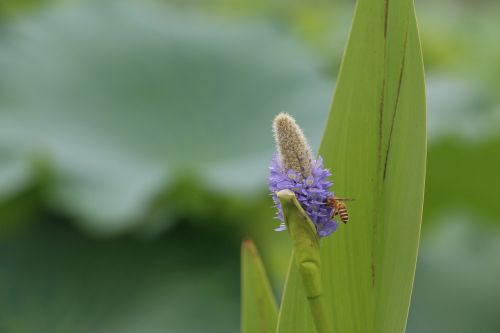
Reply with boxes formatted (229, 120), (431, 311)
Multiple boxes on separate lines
(268, 113), (338, 237)
(272, 112), (313, 177)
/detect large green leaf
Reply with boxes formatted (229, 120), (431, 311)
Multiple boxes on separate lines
(0, 0), (332, 235)
(277, 0), (426, 331)
(241, 239), (278, 333)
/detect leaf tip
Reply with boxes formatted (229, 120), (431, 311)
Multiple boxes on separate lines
(241, 237), (258, 255)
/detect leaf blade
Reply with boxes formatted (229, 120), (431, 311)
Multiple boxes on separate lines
(241, 239), (278, 333)
(276, 0), (426, 331)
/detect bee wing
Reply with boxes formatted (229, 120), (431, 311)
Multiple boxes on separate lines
(335, 197), (355, 202)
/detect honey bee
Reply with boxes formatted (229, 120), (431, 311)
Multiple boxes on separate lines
(326, 197), (353, 224)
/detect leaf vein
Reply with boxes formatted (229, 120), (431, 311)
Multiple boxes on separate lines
(383, 14), (410, 180)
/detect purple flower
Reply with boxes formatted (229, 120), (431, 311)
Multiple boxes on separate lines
(269, 112), (338, 237)
(268, 154), (338, 238)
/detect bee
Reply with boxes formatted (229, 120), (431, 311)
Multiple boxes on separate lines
(326, 197), (354, 224)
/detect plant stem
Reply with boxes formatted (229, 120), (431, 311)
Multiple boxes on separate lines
(307, 294), (332, 333)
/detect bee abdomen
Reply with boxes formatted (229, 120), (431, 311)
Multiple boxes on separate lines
(338, 208), (349, 223)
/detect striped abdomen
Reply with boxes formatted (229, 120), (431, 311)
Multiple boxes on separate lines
(337, 204), (349, 223)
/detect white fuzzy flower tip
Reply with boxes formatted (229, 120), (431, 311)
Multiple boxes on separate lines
(272, 112), (313, 178)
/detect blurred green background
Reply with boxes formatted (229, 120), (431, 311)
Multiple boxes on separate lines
(0, 0), (499, 332)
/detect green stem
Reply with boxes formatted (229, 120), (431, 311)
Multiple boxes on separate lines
(277, 189), (333, 333)
(307, 294), (332, 333)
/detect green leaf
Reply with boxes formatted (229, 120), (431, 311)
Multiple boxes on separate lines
(277, 0), (426, 331)
(241, 239), (278, 333)
(0, 1), (332, 235)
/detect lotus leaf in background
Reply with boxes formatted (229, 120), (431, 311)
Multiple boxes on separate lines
(0, 0), (332, 235)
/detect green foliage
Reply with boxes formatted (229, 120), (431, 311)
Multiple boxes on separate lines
(0, 0), (332, 235)
(2, 1), (499, 333)
(425, 135), (500, 224)
(408, 220), (500, 333)
(276, 0), (426, 331)
(0, 220), (241, 333)
(0, 0), (48, 19)
(241, 239), (278, 333)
